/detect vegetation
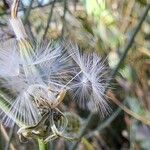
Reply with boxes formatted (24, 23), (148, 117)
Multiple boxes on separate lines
(0, 0), (149, 149)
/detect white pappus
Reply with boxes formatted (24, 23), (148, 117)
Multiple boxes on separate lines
(0, 39), (111, 127)
(0, 40), (73, 127)
(67, 43), (111, 117)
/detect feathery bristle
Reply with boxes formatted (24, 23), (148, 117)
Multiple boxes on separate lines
(0, 39), (20, 77)
(67, 44), (111, 116)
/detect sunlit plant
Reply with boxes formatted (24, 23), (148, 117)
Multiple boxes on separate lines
(0, 0), (111, 144)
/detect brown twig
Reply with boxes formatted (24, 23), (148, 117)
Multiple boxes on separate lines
(108, 91), (150, 126)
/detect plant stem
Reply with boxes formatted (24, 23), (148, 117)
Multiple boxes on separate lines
(43, 0), (56, 39)
(61, 0), (68, 36)
(85, 107), (122, 138)
(38, 139), (48, 150)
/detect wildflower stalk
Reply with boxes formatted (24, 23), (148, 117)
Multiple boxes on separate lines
(38, 139), (48, 150)
(43, 0), (56, 39)
(85, 107), (122, 138)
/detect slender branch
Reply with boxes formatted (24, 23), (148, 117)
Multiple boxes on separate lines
(86, 89), (150, 139)
(71, 3), (150, 150)
(85, 108), (122, 138)
(109, 91), (150, 126)
(43, 0), (56, 39)
(61, 0), (68, 36)
(111, 3), (150, 79)
(24, 0), (34, 24)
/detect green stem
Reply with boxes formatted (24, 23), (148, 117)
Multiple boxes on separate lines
(38, 139), (48, 150)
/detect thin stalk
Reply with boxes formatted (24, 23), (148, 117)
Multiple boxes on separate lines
(85, 107), (122, 138)
(109, 92), (150, 126)
(111, 3), (150, 79)
(24, 0), (34, 24)
(43, 0), (56, 39)
(38, 139), (48, 150)
(61, 0), (68, 36)
(71, 4), (150, 150)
